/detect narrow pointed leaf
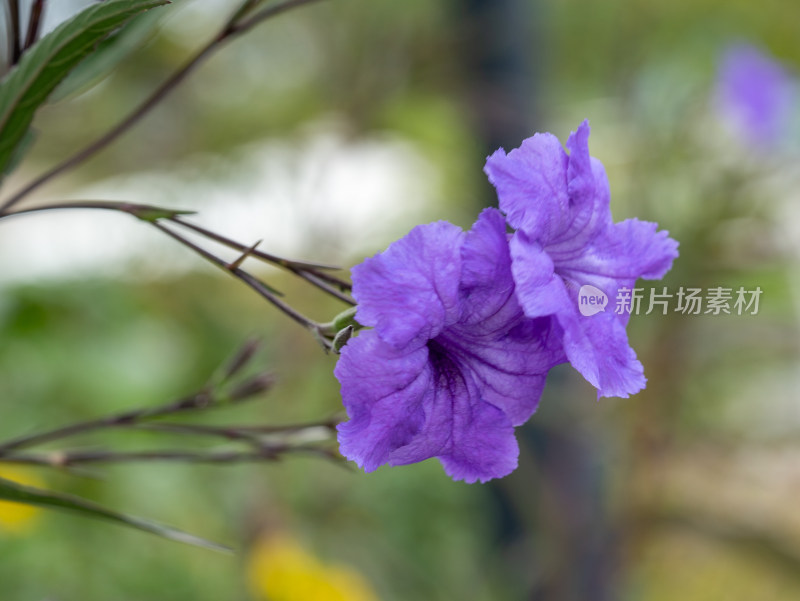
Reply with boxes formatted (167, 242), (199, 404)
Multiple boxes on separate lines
(52, 9), (166, 103)
(0, 0), (171, 179)
(0, 475), (230, 552)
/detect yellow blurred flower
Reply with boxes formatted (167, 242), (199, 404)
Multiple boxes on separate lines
(248, 533), (379, 601)
(0, 467), (42, 534)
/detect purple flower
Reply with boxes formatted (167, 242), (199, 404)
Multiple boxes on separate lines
(716, 43), (796, 148)
(485, 121), (678, 398)
(334, 209), (564, 483)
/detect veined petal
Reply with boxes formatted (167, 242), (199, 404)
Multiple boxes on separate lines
(335, 331), (523, 482)
(510, 226), (660, 397)
(437, 388), (518, 484)
(456, 211), (566, 422)
(559, 308), (646, 398)
(598, 219), (680, 281)
(484, 133), (569, 240)
(399, 342), (520, 483)
(459, 208), (515, 325)
(442, 318), (563, 425)
(508, 232), (568, 318)
(351, 221), (464, 349)
(335, 332), (433, 472)
(542, 122), (612, 254)
(557, 121), (607, 250)
(556, 219), (679, 305)
(566, 120), (594, 203)
(486, 121), (613, 254)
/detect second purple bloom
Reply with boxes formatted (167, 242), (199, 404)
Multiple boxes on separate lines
(484, 120), (679, 398)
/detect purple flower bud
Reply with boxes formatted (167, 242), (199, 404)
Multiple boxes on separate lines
(716, 43), (796, 148)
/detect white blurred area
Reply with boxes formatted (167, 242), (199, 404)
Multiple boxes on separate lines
(0, 123), (439, 283)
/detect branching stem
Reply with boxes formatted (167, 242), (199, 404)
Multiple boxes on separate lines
(0, 445), (342, 467)
(22, 0), (45, 50)
(0, 0), (327, 214)
(0, 199), (354, 308)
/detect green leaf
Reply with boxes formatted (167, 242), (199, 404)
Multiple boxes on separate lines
(0, 475), (230, 552)
(0, 0), (171, 179)
(51, 9), (166, 103)
(3, 127), (37, 175)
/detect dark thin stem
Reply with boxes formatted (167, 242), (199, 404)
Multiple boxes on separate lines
(22, 0), (45, 50)
(2, 3), (11, 73)
(150, 221), (328, 345)
(239, 268), (329, 347)
(171, 217), (341, 273)
(0, 444), (341, 467)
(0, 0), (326, 214)
(226, 0), (261, 25)
(0, 199), (186, 219)
(8, 0), (20, 65)
(135, 415), (342, 440)
(226, 0), (324, 35)
(0, 200), (353, 308)
(0, 389), (215, 454)
(295, 270), (354, 305)
(0, 387), (275, 452)
(0, 341), (273, 454)
(219, 337), (262, 381)
(134, 423), (265, 443)
(172, 217), (354, 295)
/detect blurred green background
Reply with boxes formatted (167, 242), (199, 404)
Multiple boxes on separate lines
(2, 0), (800, 599)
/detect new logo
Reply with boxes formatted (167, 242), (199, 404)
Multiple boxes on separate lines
(578, 285), (607, 316)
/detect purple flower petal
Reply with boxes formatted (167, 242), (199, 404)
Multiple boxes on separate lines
(508, 232), (565, 318)
(585, 219), (680, 283)
(437, 390), (518, 484)
(562, 310), (646, 398)
(508, 231), (649, 397)
(351, 221), (464, 349)
(335, 332), (433, 472)
(335, 329), (521, 482)
(485, 132), (569, 240)
(459, 208), (516, 322)
(451, 209), (565, 423)
(485, 121), (612, 252)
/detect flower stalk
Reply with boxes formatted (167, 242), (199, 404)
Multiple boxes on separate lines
(0, 199), (354, 345)
(0, 340), (342, 470)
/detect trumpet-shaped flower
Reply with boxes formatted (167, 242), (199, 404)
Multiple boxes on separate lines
(485, 121), (678, 397)
(335, 209), (564, 483)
